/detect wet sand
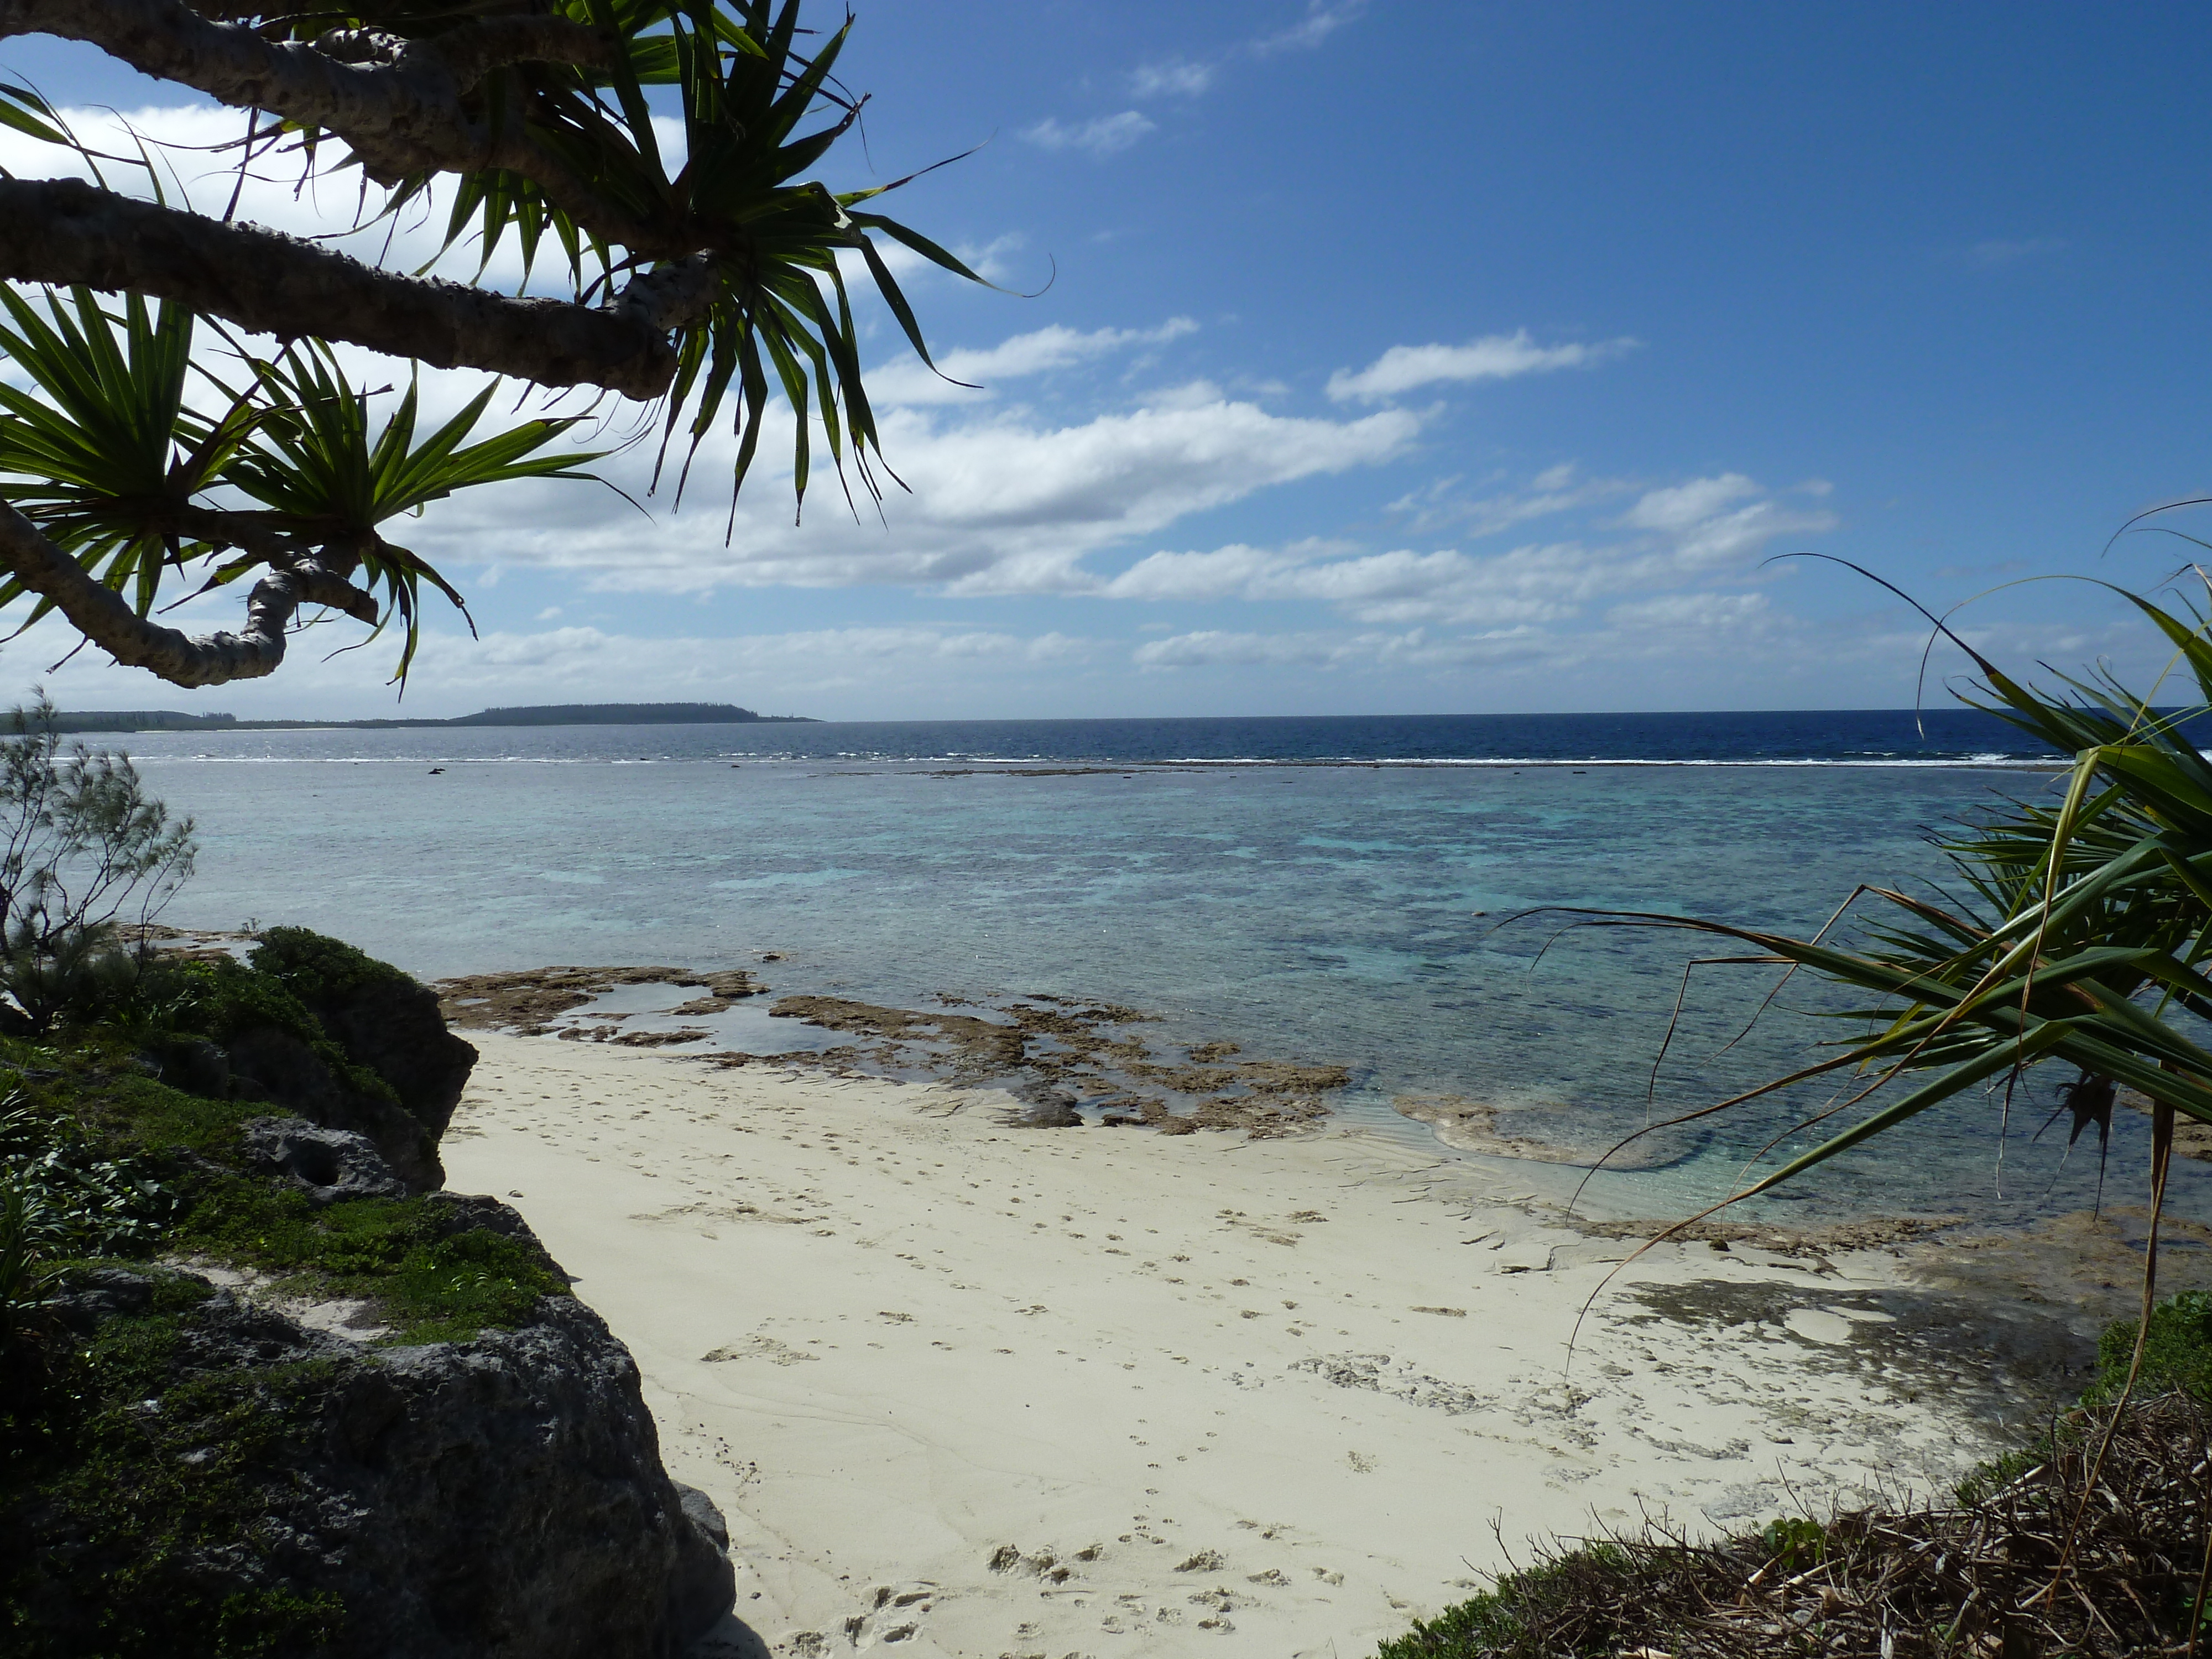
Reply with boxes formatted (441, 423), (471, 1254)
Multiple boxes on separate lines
(443, 1031), (2095, 1659)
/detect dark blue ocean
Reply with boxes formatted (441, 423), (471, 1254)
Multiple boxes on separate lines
(217, 706), (2059, 766)
(112, 707), (2202, 1229)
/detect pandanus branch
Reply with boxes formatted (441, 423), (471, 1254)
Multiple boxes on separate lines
(0, 499), (374, 685)
(0, 179), (703, 398)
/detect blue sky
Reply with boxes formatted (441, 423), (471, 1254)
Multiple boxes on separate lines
(6, 1), (2212, 718)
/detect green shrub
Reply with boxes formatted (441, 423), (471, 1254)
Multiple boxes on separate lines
(0, 1081), (176, 1341)
(131, 956), (401, 1111)
(0, 1026), (556, 1345)
(0, 1087), (175, 1256)
(0, 697), (196, 1038)
(2092, 1288), (2212, 1405)
(168, 1175), (566, 1344)
(1376, 1544), (1633, 1659)
(249, 926), (413, 1006)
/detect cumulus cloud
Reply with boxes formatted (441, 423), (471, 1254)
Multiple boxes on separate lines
(0, 105), (684, 296)
(865, 318), (1199, 406)
(1095, 471), (1838, 628)
(0, 106), (1870, 714)
(4, 601), (1106, 718)
(1103, 544), (1300, 602)
(1021, 112), (1156, 157)
(1135, 630), (1334, 667)
(1133, 625), (1553, 672)
(1615, 474), (1836, 568)
(1328, 331), (1636, 403)
(0, 105), (1402, 614)
(1603, 591), (1776, 633)
(0, 105), (1025, 317)
(1129, 593), (1783, 679)
(403, 392), (1422, 599)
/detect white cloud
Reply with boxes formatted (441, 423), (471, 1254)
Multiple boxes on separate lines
(1094, 472), (1839, 628)
(1020, 112), (1156, 157)
(0, 105), (589, 295)
(2, 603), (1109, 718)
(1144, 379), (1227, 411)
(406, 392), (1422, 599)
(1104, 544), (1298, 602)
(1386, 462), (1635, 537)
(0, 105), (1875, 715)
(1132, 59), (1215, 97)
(1603, 591), (1776, 633)
(1133, 624), (1552, 672)
(1, 105), (1025, 330)
(1135, 630), (1335, 667)
(1615, 474), (1837, 568)
(865, 318), (1198, 406)
(1328, 331), (1636, 403)
(1251, 1), (1370, 55)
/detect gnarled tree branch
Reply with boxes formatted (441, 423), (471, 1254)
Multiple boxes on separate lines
(0, 178), (696, 397)
(0, 0), (680, 253)
(0, 498), (373, 686)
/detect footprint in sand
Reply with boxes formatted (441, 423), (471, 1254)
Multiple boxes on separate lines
(839, 1583), (935, 1650)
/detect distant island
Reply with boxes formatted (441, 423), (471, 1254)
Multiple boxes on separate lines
(42, 702), (816, 733)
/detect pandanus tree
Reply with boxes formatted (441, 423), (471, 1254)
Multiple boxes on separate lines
(0, 0), (986, 685)
(1563, 568), (2212, 1425)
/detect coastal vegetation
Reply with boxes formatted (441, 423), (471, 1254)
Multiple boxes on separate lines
(1377, 1306), (2212, 1658)
(0, 919), (738, 1655)
(0, 0), (984, 688)
(0, 696), (195, 1036)
(1549, 577), (2212, 1384)
(1386, 576), (2212, 1656)
(0, 691), (732, 1653)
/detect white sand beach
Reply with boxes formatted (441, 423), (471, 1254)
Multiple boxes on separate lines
(444, 1033), (2043, 1659)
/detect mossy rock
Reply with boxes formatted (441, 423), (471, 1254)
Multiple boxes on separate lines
(4, 1265), (726, 1659)
(129, 937), (467, 1192)
(249, 929), (478, 1161)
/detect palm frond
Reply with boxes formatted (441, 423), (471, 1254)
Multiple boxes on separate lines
(1558, 576), (2212, 1206)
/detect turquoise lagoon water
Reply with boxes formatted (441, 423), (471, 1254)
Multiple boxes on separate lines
(111, 712), (2205, 1230)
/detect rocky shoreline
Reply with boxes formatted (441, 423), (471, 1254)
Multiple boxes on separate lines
(3, 933), (741, 1657)
(436, 967), (1354, 1137)
(429, 963), (2212, 1318)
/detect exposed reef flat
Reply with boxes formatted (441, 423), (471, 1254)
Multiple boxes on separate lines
(436, 966), (767, 1034)
(435, 968), (1350, 1136)
(445, 1032), (2119, 1659)
(759, 994), (1349, 1136)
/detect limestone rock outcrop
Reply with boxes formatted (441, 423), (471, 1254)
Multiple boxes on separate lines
(24, 1266), (735, 1658)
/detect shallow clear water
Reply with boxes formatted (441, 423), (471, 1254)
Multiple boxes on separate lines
(112, 713), (2201, 1229)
